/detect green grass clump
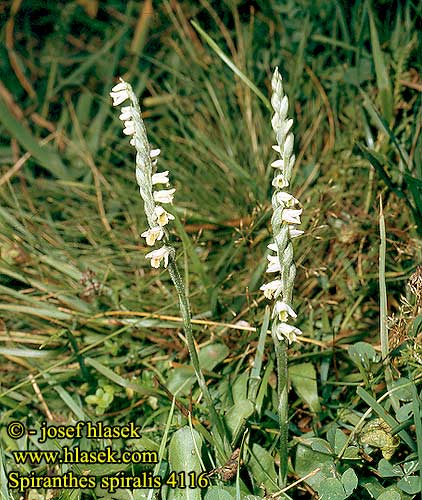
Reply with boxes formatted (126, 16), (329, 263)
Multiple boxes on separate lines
(0, 1), (421, 499)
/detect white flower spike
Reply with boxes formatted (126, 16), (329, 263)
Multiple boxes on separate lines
(260, 68), (306, 346)
(111, 78), (178, 261)
(145, 246), (171, 268)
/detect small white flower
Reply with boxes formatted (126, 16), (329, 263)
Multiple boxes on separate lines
(260, 280), (283, 300)
(271, 159), (284, 169)
(266, 262), (281, 273)
(267, 243), (278, 252)
(266, 254), (281, 273)
(272, 301), (297, 322)
(272, 145), (281, 153)
(289, 227), (304, 238)
(275, 322), (302, 344)
(283, 133), (294, 158)
(145, 246), (171, 268)
(110, 82), (130, 106)
(154, 206), (175, 226)
(111, 82), (127, 92)
(129, 136), (141, 148)
(141, 226), (164, 246)
(123, 120), (135, 136)
(276, 192), (300, 208)
(281, 118), (294, 137)
(154, 189), (176, 204)
(278, 95), (289, 119)
(152, 171), (170, 185)
(267, 254), (279, 264)
(272, 174), (289, 188)
(288, 154), (296, 171)
(119, 106), (132, 121)
(281, 208), (302, 225)
(150, 148), (161, 159)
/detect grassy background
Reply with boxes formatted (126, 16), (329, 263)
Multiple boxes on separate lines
(0, 0), (421, 498)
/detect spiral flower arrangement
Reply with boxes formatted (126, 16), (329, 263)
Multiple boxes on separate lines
(260, 67), (304, 487)
(260, 67), (303, 344)
(110, 80), (175, 268)
(110, 80), (228, 451)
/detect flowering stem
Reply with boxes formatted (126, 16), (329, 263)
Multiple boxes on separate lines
(110, 79), (229, 462)
(167, 258), (229, 460)
(272, 330), (289, 487)
(260, 68), (304, 488)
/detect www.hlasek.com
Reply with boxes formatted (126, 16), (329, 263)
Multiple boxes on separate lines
(12, 446), (158, 465)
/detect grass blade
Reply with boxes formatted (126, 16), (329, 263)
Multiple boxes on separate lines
(191, 20), (271, 111)
(368, 6), (393, 123)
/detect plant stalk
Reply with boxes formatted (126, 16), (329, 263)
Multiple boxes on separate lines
(272, 329), (289, 488)
(167, 258), (228, 461)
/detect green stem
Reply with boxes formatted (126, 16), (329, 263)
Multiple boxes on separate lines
(272, 328), (289, 488)
(379, 198), (398, 411)
(167, 258), (229, 460)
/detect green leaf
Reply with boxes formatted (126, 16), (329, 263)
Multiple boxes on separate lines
(391, 378), (413, 402)
(341, 468), (358, 496)
(396, 403), (413, 423)
(309, 438), (333, 455)
(232, 372), (249, 404)
(168, 427), (202, 500)
(167, 343), (229, 394)
(0, 98), (69, 179)
(368, 7), (393, 123)
(378, 459), (403, 478)
(247, 443), (278, 494)
(224, 399), (254, 444)
(362, 478), (385, 498)
(348, 341), (378, 368)
(334, 429), (348, 455)
(412, 316), (422, 337)
(53, 385), (86, 421)
(204, 488), (233, 500)
(397, 474), (421, 494)
(295, 440), (335, 490)
(317, 478), (347, 500)
(377, 491), (401, 500)
(85, 358), (157, 396)
(290, 362), (321, 413)
(343, 446), (360, 459)
(404, 173), (422, 219)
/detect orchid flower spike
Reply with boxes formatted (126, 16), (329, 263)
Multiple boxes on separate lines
(110, 78), (178, 267)
(260, 67), (305, 344)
